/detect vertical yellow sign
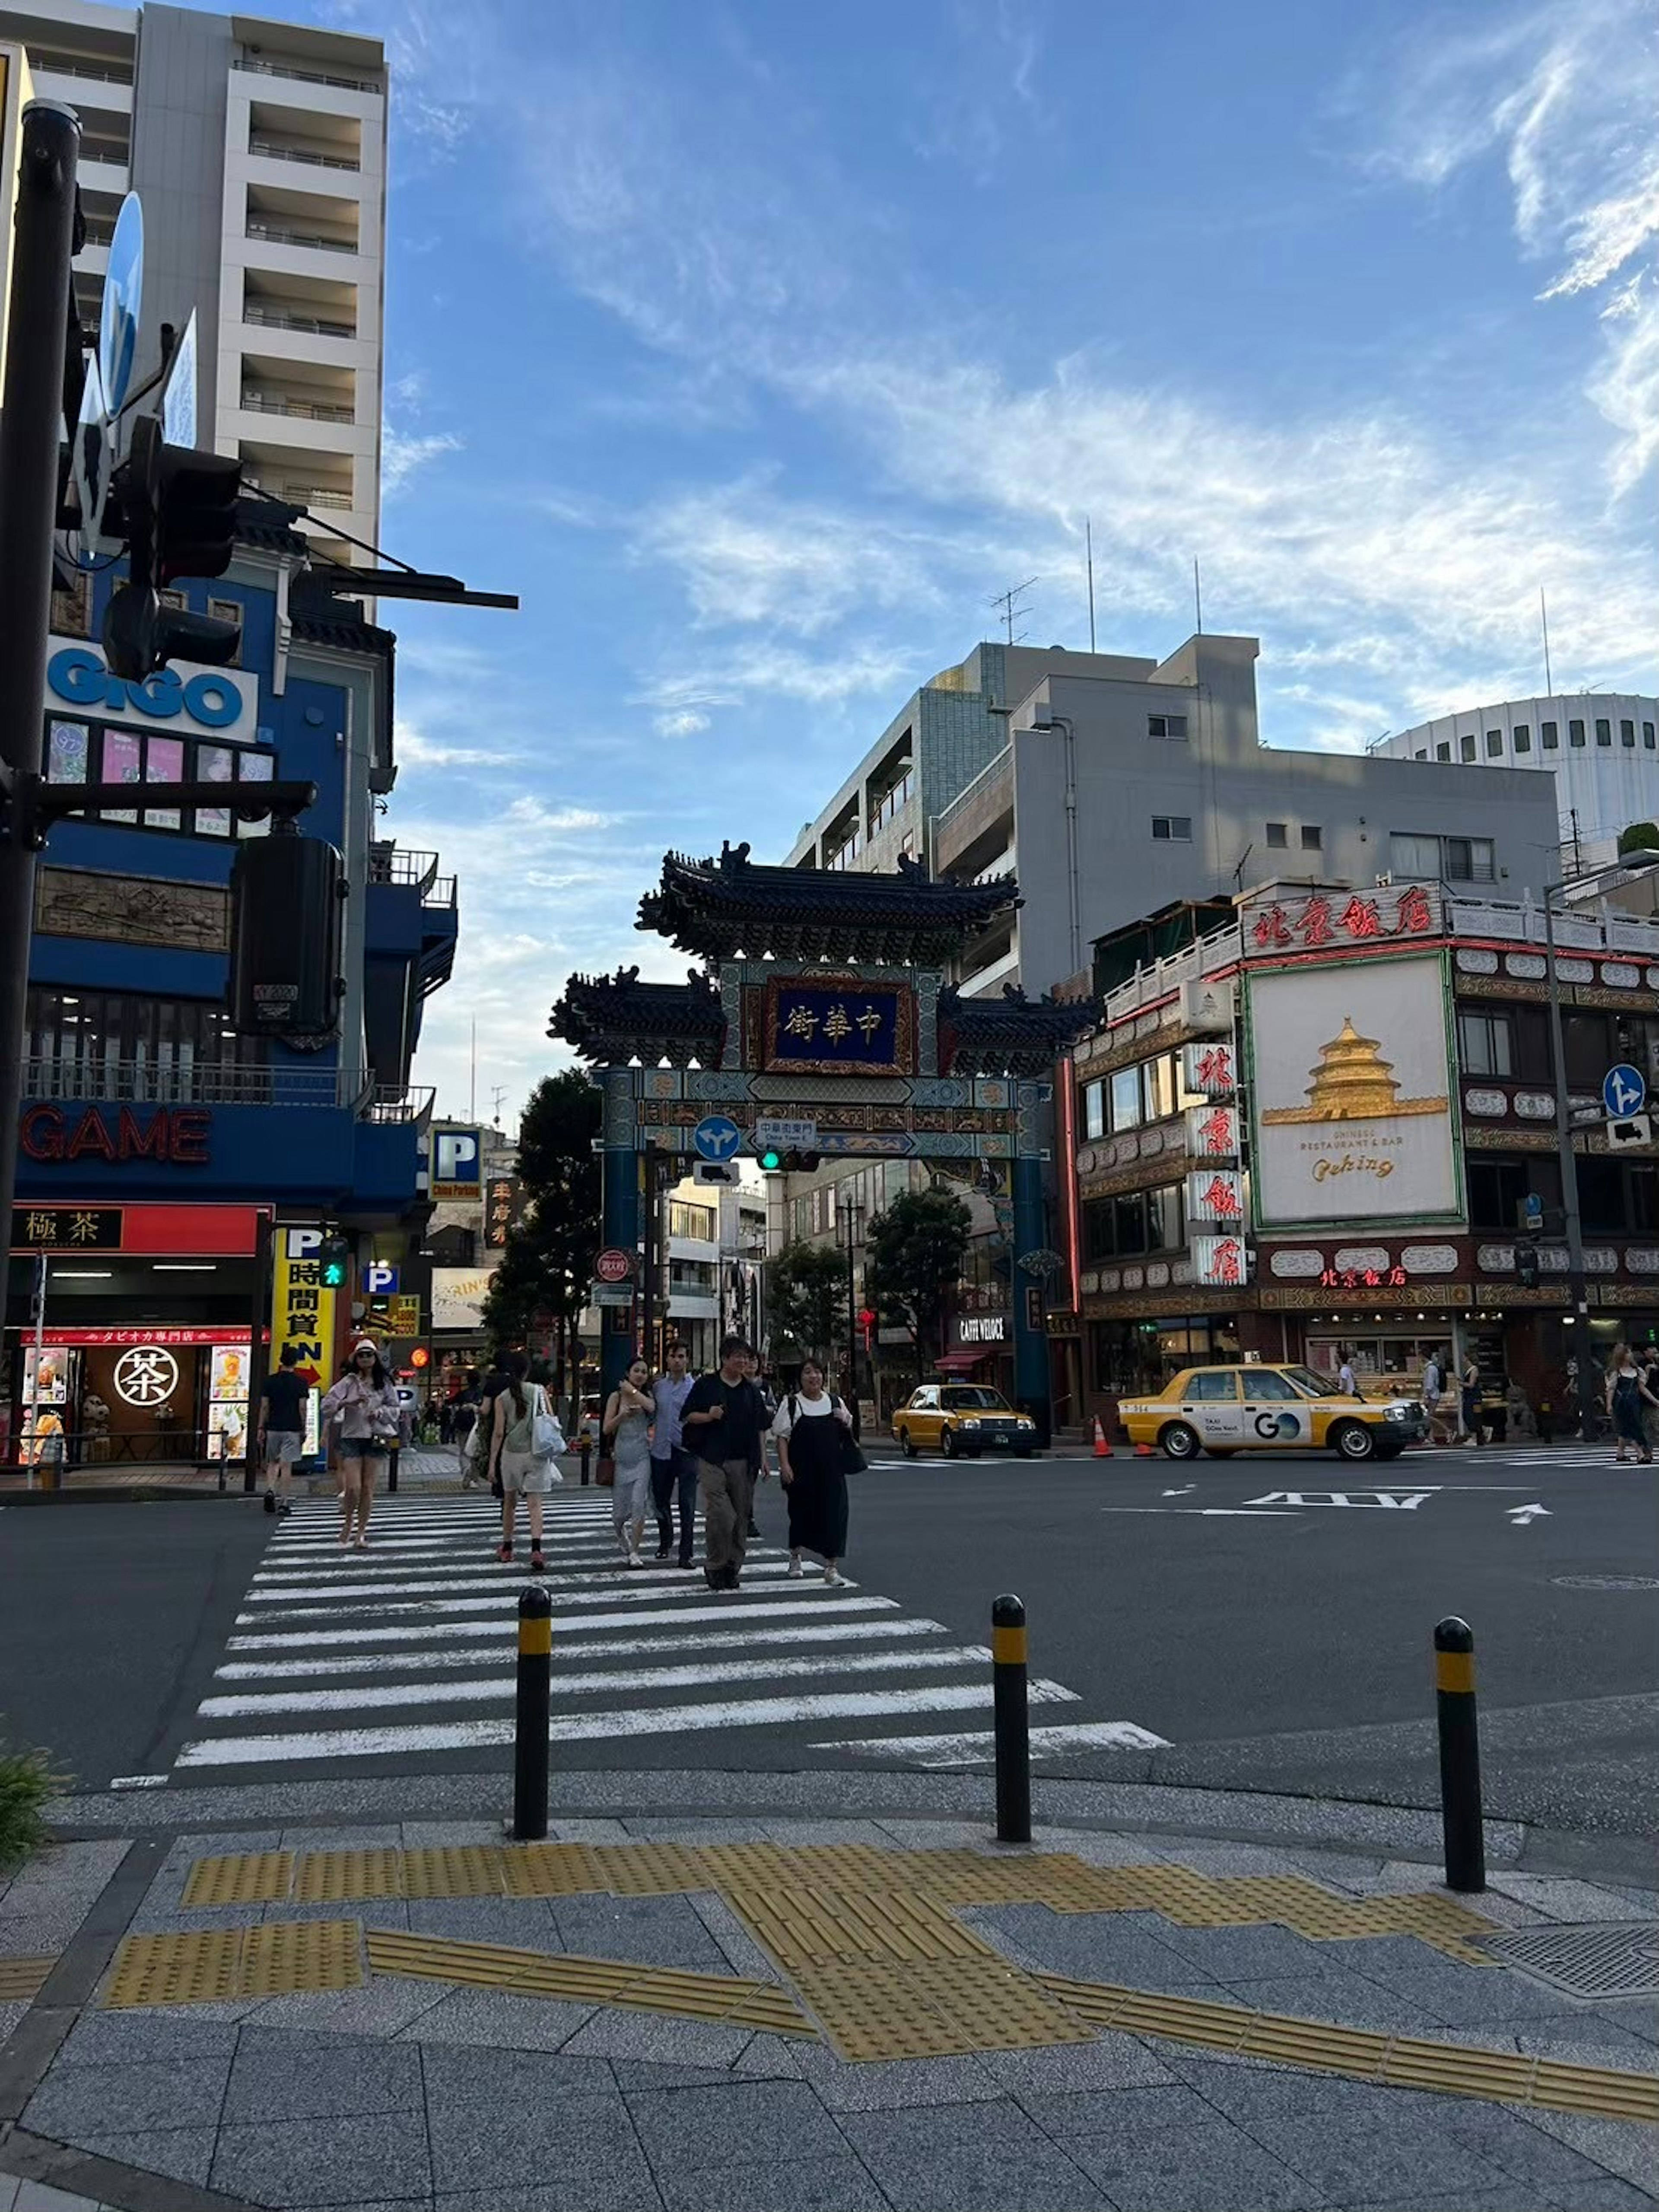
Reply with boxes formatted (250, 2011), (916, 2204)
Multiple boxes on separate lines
(270, 1226), (338, 1389)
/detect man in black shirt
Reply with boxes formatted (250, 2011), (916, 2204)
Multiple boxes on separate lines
(258, 1346), (308, 1515)
(682, 1334), (768, 1588)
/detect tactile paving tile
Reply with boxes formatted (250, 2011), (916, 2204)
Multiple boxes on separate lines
(241, 1918), (364, 1996)
(182, 1851), (295, 1908)
(795, 1956), (1096, 2062)
(726, 1884), (997, 1970)
(0, 1956), (55, 2002)
(364, 1928), (812, 2035)
(585, 1843), (712, 1896)
(292, 1849), (406, 1903)
(499, 1843), (607, 1897)
(1036, 1973), (1659, 2123)
(104, 1929), (245, 2009)
(401, 1845), (508, 1899)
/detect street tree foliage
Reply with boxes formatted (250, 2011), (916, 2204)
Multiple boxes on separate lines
(479, 1070), (601, 1369)
(1618, 820), (1659, 856)
(865, 1184), (972, 1378)
(766, 1239), (845, 1362)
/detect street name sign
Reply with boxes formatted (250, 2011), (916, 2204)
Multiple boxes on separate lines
(754, 1116), (818, 1149)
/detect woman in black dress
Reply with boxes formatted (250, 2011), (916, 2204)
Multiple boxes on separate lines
(771, 1356), (854, 1586)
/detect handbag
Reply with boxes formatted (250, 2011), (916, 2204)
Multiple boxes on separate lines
(833, 1397), (868, 1474)
(596, 1455), (617, 1488)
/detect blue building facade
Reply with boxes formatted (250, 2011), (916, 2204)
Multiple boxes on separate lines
(5, 504), (455, 1464)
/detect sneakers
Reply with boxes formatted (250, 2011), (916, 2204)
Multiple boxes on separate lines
(786, 1557), (804, 1579)
(263, 1490), (276, 1514)
(678, 1549), (694, 1570)
(497, 1543), (514, 1564)
(823, 1566), (845, 1587)
(529, 1550), (546, 1573)
(654, 1542), (672, 1561)
(626, 1547), (645, 1569)
(277, 1499), (293, 1517)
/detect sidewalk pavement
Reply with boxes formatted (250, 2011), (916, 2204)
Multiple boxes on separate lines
(2, 1777), (1654, 2212)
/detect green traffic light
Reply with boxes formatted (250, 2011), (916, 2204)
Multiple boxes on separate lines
(760, 1149), (782, 1171)
(322, 1260), (346, 1287)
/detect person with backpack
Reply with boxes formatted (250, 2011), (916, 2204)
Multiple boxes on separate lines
(682, 1334), (770, 1590)
(603, 1356), (655, 1568)
(772, 1356), (855, 1586)
(487, 1350), (561, 1570)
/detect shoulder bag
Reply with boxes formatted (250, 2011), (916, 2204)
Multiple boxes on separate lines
(831, 1395), (868, 1474)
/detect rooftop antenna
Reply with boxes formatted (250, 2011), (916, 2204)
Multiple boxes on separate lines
(1538, 587), (1553, 695)
(990, 576), (1037, 647)
(1085, 518), (1096, 653)
(1193, 556), (1204, 636)
(490, 1084), (508, 1128)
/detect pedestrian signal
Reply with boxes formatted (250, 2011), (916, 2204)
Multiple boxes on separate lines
(229, 828), (346, 1042)
(319, 1235), (352, 1289)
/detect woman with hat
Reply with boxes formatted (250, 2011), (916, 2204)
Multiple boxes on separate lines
(321, 1340), (402, 1549)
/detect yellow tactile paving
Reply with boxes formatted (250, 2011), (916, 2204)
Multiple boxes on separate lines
(102, 1922), (365, 2007)
(795, 1955), (1098, 2062)
(401, 1846), (508, 1900)
(498, 1843), (607, 1897)
(240, 1919), (365, 1996)
(181, 1851), (296, 1909)
(1037, 1972), (1659, 2123)
(292, 1848), (407, 1903)
(362, 1927), (812, 2035)
(726, 1884), (997, 1970)
(0, 1955), (56, 2002)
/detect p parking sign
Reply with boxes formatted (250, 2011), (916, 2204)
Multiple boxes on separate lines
(432, 1126), (482, 1200)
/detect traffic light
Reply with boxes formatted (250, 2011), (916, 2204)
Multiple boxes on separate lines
(319, 1234), (352, 1289)
(760, 1149), (782, 1172)
(1516, 1243), (1540, 1290)
(228, 828), (347, 1042)
(757, 1149), (820, 1173)
(102, 417), (242, 679)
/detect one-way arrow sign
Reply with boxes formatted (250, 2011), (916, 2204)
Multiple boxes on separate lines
(1507, 1502), (1551, 1526)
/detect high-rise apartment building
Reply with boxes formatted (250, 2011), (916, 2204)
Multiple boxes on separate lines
(0, 0), (386, 565)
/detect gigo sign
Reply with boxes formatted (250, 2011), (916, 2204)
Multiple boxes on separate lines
(46, 637), (257, 741)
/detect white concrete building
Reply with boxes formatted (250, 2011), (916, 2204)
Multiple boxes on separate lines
(1370, 695), (1659, 873)
(0, 0), (386, 567)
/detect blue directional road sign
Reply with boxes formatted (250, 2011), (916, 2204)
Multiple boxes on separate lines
(693, 1114), (742, 1163)
(1603, 1063), (1646, 1120)
(1523, 1191), (1544, 1229)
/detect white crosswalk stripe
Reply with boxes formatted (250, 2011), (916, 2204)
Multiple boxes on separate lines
(172, 1493), (1162, 1773)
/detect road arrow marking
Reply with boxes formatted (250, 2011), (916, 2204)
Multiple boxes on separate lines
(1508, 1502), (1551, 1525)
(1160, 1484), (1196, 1496)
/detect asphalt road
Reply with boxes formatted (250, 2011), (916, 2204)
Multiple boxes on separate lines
(3, 1443), (1654, 1838)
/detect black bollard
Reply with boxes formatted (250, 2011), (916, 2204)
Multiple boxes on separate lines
(1434, 1616), (1484, 1893)
(578, 1432), (592, 1486)
(992, 1592), (1031, 1844)
(512, 1583), (552, 1841)
(388, 1445), (399, 1495)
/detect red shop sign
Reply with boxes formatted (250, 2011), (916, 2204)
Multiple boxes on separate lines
(9, 1326), (251, 1347)
(19, 1104), (211, 1165)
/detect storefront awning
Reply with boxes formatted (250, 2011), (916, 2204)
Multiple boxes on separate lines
(934, 1351), (987, 1373)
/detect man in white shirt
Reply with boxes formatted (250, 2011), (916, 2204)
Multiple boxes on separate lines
(649, 1343), (698, 1566)
(1337, 1351), (1357, 1396)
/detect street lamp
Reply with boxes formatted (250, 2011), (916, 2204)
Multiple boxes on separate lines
(1541, 848), (1659, 1439)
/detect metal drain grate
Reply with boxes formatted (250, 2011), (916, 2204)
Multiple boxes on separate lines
(1480, 1922), (1659, 2001)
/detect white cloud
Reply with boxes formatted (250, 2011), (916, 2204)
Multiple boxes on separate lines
(655, 708), (709, 738)
(396, 727), (526, 771)
(382, 427), (463, 496)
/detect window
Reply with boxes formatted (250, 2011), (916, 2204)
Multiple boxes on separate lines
(207, 598), (243, 668)
(1083, 1079), (1105, 1141)
(1436, 742), (1452, 761)
(1621, 719), (1636, 748)
(1414, 749), (1428, 761)
(1595, 718), (1612, 747)
(1142, 1053), (1176, 1123)
(1541, 721), (1558, 749)
(1390, 829), (1493, 881)
(1083, 1184), (1184, 1259)
(1300, 824), (1322, 852)
(1151, 815), (1191, 841)
(1443, 836), (1495, 883)
(1485, 729), (1503, 758)
(1112, 1193), (1147, 1257)
(668, 1201), (715, 1241)
(867, 751), (914, 837)
(1458, 1009), (1513, 1077)
(1513, 725), (1531, 754)
(1182, 1370), (1239, 1401)
(25, 987), (266, 1100)
(1265, 821), (1288, 848)
(825, 824), (862, 872)
(1466, 1155), (1560, 1232)
(1562, 1011), (1613, 1089)
(1109, 1066), (1141, 1132)
(1569, 719), (1586, 747)
(1246, 1370), (1300, 1400)
(44, 721), (276, 840)
(1645, 724), (1656, 751)
(1460, 733), (1477, 761)
(1147, 713), (1188, 739)
(1390, 832), (1440, 877)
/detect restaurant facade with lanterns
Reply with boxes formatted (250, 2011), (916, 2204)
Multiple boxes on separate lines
(3, 505), (456, 1467)
(1048, 876), (1659, 1432)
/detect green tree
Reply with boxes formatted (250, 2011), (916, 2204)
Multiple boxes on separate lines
(479, 1070), (601, 1386)
(1618, 821), (1659, 856)
(865, 1185), (971, 1380)
(766, 1239), (845, 1363)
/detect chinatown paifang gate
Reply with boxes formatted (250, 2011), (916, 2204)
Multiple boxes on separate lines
(552, 846), (1099, 1434)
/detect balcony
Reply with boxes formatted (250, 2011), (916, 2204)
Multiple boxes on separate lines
(937, 749), (1014, 882)
(240, 390), (356, 424)
(242, 303), (356, 340)
(249, 137), (360, 172)
(246, 220), (357, 256)
(365, 847), (458, 1001)
(238, 56), (381, 95)
(369, 845), (440, 891)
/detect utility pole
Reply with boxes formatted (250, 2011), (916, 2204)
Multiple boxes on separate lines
(0, 103), (80, 1294)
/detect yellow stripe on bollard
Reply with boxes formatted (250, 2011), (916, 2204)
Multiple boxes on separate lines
(992, 1625), (1027, 1666)
(1436, 1650), (1474, 1695)
(519, 1617), (552, 1658)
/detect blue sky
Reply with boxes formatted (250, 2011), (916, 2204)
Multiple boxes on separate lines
(303, 0), (1659, 1120)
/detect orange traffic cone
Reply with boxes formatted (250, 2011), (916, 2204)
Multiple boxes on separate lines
(1134, 1439), (1157, 1458)
(1092, 1416), (1112, 1459)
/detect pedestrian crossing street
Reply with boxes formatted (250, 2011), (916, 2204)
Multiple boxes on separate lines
(172, 1493), (1168, 1776)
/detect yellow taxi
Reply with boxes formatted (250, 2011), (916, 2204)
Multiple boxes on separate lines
(1118, 1364), (1426, 1464)
(893, 1384), (1039, 1459)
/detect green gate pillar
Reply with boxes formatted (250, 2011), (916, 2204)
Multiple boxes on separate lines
(600, 1071), (640, 1399)
(1011, 1154), (1052, 1446)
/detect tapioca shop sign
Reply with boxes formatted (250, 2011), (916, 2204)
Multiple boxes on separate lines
(20, 1104), (211, 1165)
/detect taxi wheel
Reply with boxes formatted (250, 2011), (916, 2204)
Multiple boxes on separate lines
(899, 1429), (917, 1459)
(1331, 1420), (1377, 1463)
(941, 1427), (960, 1460)
(1159, 1420), (1201, 1461)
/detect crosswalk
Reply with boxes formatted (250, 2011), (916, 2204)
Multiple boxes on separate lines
(172, 1493), (1166, 1775)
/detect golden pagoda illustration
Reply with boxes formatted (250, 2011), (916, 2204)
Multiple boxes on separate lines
(1261, 1016), (1447, 1124)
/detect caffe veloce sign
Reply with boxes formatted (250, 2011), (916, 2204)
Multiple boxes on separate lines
(20, 1104), (211, 1165)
